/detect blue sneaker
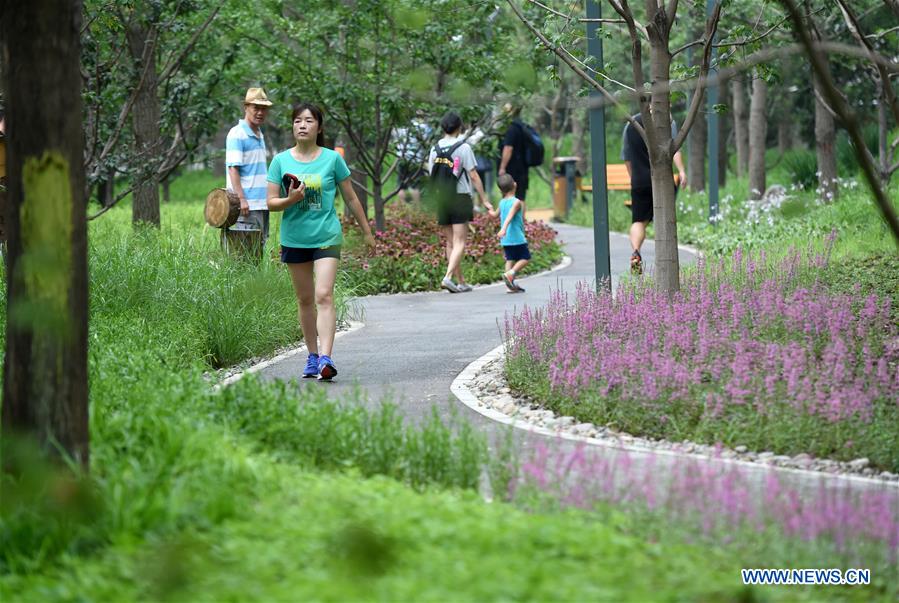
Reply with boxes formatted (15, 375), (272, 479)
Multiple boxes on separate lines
(302, 353), (320, 378)
(318, 355), (337, 381)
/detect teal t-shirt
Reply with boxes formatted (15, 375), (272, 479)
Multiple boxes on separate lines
(266, 147), (351, 248)
(499, 197), (527, 246)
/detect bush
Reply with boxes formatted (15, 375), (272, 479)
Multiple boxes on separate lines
(781, 149), (818, 190)
(340, 205), (563, 294)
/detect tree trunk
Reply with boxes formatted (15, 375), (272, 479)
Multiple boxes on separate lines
(748, 76), (768, 200)
(126, 20), (161, 227)
(731, 78), (749, 178)
(717, 73), (729, 187)
(647, 41), (680, 295)
(571, 105), (587, 176)
(1, 0), (90, 468)
(777, 112), (793, 154)
(814, 71), (838, 201)
(876, 81), (890, 187)
(373, 184), (385, 233)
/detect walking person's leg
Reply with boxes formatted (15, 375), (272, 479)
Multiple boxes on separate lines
(287, 261), (321, 377)
(313, 257), (339, 357)
(445, 222), (468, 283)
(629, 220), (647, 253)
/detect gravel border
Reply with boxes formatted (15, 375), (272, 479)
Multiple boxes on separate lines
(453, 344), (899, 486)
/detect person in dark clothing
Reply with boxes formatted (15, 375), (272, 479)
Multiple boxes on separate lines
(497, 103), (530, 204)
(621, 112), (687, 274)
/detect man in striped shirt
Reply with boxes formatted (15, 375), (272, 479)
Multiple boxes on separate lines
(226, 87), (273, 247)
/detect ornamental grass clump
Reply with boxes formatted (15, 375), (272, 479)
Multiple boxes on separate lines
(505, 234), (899, 471)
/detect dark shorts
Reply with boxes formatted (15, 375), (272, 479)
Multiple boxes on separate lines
(280, 245), (341, 264)
(503, 243), (531, 261)
(437, 193), (474, 225)
(398, 161), (424, 189)
(506, 173), (528, 201)
(630, 186), (653, 223)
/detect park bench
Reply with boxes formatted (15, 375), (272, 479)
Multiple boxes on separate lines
(579, 163), (633, 206)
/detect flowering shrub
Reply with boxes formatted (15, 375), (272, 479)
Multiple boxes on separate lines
(505, 234), (899, 471)
(340, 205), (562, 294)
(512, 441), (899, 586)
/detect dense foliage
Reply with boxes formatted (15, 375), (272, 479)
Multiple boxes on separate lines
(341, 205), (563, 294)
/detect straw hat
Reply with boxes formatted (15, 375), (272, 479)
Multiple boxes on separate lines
(244, 88), (273, 107)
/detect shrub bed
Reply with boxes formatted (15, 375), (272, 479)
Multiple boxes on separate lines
(505, 236), (899, 471)
(340, 205), (563, 294)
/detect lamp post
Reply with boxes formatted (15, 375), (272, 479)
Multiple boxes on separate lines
(587, 0), (611, 291)
(707, 0), (720, 224)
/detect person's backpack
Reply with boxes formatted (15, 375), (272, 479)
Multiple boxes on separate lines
(429, 140), (467, 198)
(518, 122), (545, 167)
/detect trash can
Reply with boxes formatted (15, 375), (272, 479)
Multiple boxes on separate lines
(552, 156), (580, 221)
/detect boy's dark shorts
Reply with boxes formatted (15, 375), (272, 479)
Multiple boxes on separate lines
(503, 243), (531, 261)
(280, 245), (341, 264)
(630, 186), (653, 223)
(437, 193), (474, 225)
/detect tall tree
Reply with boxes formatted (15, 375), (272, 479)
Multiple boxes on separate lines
(1, 0), (89, 467)
(126, 10), (162, 226)
(748, 74), (768, 199)
(687, 27), (707, 193)
(731, 77), (749, 178)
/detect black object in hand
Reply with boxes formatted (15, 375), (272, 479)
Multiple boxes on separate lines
(282, 173), (302, 191)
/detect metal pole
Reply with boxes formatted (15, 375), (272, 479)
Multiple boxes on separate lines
(587, 0), (611, 291)
(707, 0), (720, 224)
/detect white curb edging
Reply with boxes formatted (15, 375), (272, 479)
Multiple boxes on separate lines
(451, 344), (898, 491)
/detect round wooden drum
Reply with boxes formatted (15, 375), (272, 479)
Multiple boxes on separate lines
(204, 188), (240, 228)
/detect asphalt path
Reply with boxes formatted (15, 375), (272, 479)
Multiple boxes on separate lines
(258, 223), (695, 422)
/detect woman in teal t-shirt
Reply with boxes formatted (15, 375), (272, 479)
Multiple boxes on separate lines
(267, 102), (374, 381)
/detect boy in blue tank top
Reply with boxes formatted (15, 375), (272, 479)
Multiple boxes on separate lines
(492, 173), (530, 293)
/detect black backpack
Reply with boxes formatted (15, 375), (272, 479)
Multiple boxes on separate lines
(429, 140), (467, 198)
(518, 122), (545, 167)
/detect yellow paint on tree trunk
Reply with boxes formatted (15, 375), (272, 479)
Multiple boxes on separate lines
(12, 152), (73, 336)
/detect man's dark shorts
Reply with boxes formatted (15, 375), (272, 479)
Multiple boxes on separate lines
(280, 245), (342, 264)
(503, 243), (531, 261)
(398, 161), (424, 190)
(437, 193), (474, 225)
(630, 186), (653, 223)
(506, 172), (528, 201)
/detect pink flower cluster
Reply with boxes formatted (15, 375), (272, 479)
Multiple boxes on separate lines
(506, 240), (898, 427)
(514, 441), (899, 565)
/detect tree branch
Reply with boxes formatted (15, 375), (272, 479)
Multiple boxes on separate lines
(504, 0), (645, 138)
(778, 0), (899, 246)
(672, 1), (722, 153)
(158, 6), (221, 82)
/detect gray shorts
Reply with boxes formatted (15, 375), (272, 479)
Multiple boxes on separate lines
(227, 210), (269, 242)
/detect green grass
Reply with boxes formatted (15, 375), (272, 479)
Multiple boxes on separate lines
(6, 464), (884, 603)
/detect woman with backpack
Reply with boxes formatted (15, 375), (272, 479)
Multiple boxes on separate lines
(427, 111), (493, 293)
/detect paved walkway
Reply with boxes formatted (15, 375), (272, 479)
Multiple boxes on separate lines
(259, 222), (691, 422)
(258, 222), (897, 501)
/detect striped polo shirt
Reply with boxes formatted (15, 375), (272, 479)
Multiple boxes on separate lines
(225, 119), (268, 211)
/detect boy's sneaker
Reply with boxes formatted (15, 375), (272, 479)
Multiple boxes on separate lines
(512, 282), (526, 293)
(318, 355), (337, 381)
(302, 353), (320, 378)
(441, 277), (461, 293)
(457, 283), (473, 292)
(630, 251), (643, 275)
(502, 271), (516, 292)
